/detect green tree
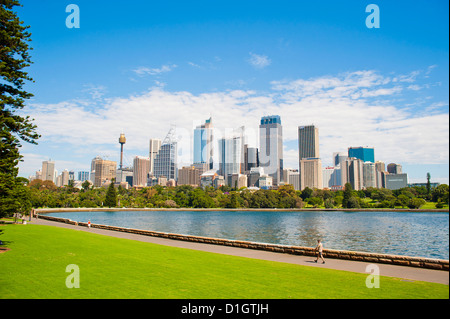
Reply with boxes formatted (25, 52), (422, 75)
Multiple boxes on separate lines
(104, 182), (117, 207)
(408, 198), (426, 209)
(342, 183), (353, 208)
(1, 0), (39, 218)
(346, 196), (360, 209)
(396, 194), (410, 208)
(300, 187), (313, 201)
(81, 180), (91, 192)
(426, 172), (431, 195)
(432, 184), (449, 204)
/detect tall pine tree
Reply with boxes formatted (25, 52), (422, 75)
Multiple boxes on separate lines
(104, 180), (117, 207)
(1, 0), (39, 217)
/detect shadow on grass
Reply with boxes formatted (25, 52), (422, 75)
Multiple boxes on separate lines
(0, 229), (14, 249)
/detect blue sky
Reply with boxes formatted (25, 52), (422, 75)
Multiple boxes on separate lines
(16, 0), (449, 184)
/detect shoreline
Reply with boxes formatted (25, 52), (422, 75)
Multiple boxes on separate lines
(35, 212), (449, 271)
(35, 207), (449, 213)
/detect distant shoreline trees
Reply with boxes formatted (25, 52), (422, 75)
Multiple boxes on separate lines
(17, 179), (449, 213)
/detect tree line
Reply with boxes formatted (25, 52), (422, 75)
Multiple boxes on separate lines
(6, 179), (445, 215)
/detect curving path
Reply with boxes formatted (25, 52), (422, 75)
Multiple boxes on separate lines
(32, 217), (448, 285)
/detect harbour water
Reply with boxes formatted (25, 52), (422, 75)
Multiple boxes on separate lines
(46, 210), (449, 260)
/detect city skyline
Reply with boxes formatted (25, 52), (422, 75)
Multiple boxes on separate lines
(31, 114), (423, 190)
(16, 1), (449, 184)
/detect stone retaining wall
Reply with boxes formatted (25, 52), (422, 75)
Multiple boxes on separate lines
(37, 214), (449, 271)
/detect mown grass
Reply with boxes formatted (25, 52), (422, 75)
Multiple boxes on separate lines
(0, 224), (447, 299)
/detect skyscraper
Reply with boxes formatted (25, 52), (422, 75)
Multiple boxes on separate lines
(299, 158), (323, 189)
(78, 171), (89, 182)
(342, 157), (364, 190)
(61, 169), (70, 186)
(41, 160), (56, 183)
(298, 125), (319, 160)
(348, 147), (375, 163)
(218, 135), (243, 182)
(93, 158), (117, 187)
(363, 161), (377, 188)
(133, 156), (150, 187)
(149, 138), (162, 176)
(332, 152), (348, 167)
(387, 163), (402, 174)
(259, 115), (283, 185)
(193, 117), (214, 170)
(153, 127), (178, 181)
(298, 125), (321, 189)
(244, 144), (259, 173)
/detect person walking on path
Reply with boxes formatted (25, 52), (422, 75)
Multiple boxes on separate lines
(314, 240), (325, 264)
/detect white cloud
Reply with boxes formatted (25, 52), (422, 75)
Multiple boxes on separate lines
(133, 64), (177, 76)
(248, 52), (271, 69)
(21, 69), (449, 178)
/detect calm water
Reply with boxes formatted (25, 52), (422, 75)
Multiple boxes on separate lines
(46, 210), (449, 260)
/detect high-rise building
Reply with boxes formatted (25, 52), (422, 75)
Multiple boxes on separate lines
(387, 163), (402, 174)
(298, 125), (321, 189)
(93, 158), (117, 187)
(153, 142), (178, 181)
(248, 167), (264, 187)
(244, 144), (259, 173)
(90, 155), (102, 183)
(385, 173), (408, 190)
(363, 162), (377, 188)
(133, 156), (150, 187)
(342, 157), (364, 190)
(218, 135), (243, 183)
(299, 158), (323, 190)
(333, 152), (348, 167)
(284, 168), (301, 190)
(153, 128), (178, 181)
(61, 169), (70, 186)
(230, 173), (247, 189)
(193, 117), (214, 170)
(348, 147), (375, 163)
(178, 166), (200, 186)
(322, 166), (336, 189)
(41, 160), (56, 183)
(298, 125), (320, 160)
(259, 115), (283, 185)
(375, 161), (386, 188)
(149, 138), (162, 176)
(78, 171), (89, 182)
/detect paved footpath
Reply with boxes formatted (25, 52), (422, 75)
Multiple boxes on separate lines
(33, 218), (448, 285)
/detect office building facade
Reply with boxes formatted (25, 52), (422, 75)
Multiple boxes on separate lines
(193, 117), (214, 170)
(342, 157), (364, 190)
(363, 161), (377, 188)
(41, 160), (56, 183)
(218, 135), (243, 183)
(153, 142), (178, 181)
(94, 158), (117, 187)
(298, 125), (320, 160)
(178, 166), (200, 186)
(149, 139), (162, 176)
(385, 173), (408, 190)
(298, 125), (321, 189)
(259, 115), (283, 185)
(348, 147), (375, 163)
(300, 158), (323, 190)
(133, 156), (150, 187)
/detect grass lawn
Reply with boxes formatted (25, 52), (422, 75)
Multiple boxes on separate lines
(0, 224), (448, 299)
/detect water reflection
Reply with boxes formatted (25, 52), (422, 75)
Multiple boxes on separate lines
(46, 210), (449, 259)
